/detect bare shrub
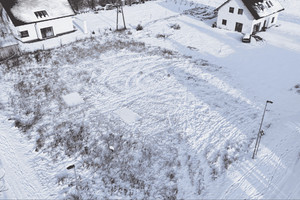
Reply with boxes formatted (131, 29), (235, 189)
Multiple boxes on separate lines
(170, 23), (181, 30)
(156, 33), (168, 39)
(3, 37), (190, 199)
(136, 24), (143, 31)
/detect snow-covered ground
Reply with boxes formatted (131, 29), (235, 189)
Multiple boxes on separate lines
(1, 0), (300, 198)
(0, 114), (59, 199)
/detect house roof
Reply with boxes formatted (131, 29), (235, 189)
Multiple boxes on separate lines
(215, 0), (231, 11)
(0, 0), (75, 27)
(241, 0), (284, 19)
(216, 0), (284, 19)
(0, 12), (18, 48)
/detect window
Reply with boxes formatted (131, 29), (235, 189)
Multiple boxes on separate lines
(269, 1), (273, 6)
(258, 4), (264, 11)
(34, 10), (48, 19)
(235, 22), (243, 32)
(271, 17), (275, 23)
(41, 27), (54, 38)
(20, 30), (29, 38)
(222, 19), (227, 25)
(252, 22), (261, 34)
(238, 9), (243, 15)
(229, 7), (234, 13)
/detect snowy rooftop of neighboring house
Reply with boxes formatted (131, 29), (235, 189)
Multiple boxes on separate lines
(0, 0), (75, 27)
(217, 0), (284, 19)
(241, 0), (284, 19)
(0, 36), (18, 48)
(0, 7), (18, 48)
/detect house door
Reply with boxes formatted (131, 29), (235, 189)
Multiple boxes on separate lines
(262, 20), (267, 30)
(235, 22), (243, 32)
(252, 23), (261, 34)
(41, 27), (54, 39)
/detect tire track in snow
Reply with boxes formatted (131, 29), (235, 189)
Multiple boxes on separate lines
(56, 50), (259, 197)
(0, 116), (52, 199)
(221, 153), (277, 199)
(86, 50), (257, 160)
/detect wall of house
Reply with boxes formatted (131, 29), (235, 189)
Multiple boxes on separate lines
(217, 0), (282, 34)
(8, 16), (74, 43)
(251, 13), (279, 33)
(217, 0), (254, 34)
(16, 24), (39, 42)
(35, 16), (74, 38)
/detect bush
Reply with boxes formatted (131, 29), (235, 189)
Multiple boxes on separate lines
(156, 34), (168, 39)
(170, 23), (181, 30)
(136, 24), (143, 31)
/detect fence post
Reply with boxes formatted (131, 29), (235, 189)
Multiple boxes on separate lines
(83, 21), (88, 34)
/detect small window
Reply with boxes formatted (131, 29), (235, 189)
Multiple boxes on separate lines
(238, 9), (243, 15)
(269, 1), (273, 6)
(34, 10), (49, 19)
(20, 30), (29, 38)
(229, 7), (234, 13)
(266, 1), (271, 8)
(271, 17), (275, 23)
(222, 19), (227, 25)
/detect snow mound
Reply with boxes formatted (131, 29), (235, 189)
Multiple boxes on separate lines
(62, 92), (84, 107)
(114, 107), (141, 125)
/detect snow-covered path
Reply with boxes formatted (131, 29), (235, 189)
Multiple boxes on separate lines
(0, 115), (53, 199)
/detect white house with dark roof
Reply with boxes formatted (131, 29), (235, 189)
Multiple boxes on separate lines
(216, 0), (284, 34)
(0, 0), (75, 43)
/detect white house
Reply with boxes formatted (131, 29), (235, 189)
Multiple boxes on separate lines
(0, 0), (76, 43)
(216, 0), (284, 34)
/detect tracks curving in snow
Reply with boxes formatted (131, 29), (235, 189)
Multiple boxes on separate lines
(0, 115), (54, 199)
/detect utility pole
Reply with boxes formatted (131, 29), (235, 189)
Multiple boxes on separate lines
(115, 0), (126, 31)
(252, 100), (273, 159)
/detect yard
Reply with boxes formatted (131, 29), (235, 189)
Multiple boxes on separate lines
(1, 0), (300, 198)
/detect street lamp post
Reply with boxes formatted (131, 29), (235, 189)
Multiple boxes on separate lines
(252, 100), (273, 159)
(67, 164), (80, 198)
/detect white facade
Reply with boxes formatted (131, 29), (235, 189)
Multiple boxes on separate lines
(14, 16), (74, 42)
(217, 0), (280, 34)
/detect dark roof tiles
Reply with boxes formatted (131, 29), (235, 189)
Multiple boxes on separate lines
(241, 0), (284, 19)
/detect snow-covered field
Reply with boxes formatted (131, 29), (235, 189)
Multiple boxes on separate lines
(0, 0), (300, 199)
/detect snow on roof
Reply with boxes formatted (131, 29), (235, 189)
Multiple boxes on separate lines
(0, 37), (18, 48)
(0, 0), (75, 26)
(216, 0), (284, 19)
(0, 10), (18, 48)
(242, 0), (284, 19)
